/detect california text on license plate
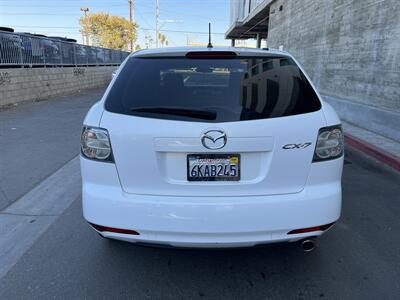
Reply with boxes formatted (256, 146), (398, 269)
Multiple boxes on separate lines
(187, 154), (240, 181)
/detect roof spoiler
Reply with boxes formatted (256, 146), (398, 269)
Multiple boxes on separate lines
(185, 51), (237, 59)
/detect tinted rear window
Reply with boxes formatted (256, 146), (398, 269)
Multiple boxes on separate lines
(105, 56), (321, 122)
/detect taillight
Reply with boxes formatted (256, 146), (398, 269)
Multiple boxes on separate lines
(89, 223), (139, 235)
(81, 126), (114, 162)
(287, 222), (335, 234)
(313, 125), (344, 162)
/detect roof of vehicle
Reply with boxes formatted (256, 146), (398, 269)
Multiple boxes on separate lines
(131, 46), (290, 58)
(0, 26), (14, 32)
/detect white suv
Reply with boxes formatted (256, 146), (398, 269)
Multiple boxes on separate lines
(80, 47), (343, 249)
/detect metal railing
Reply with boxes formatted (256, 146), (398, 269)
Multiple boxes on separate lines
(0, 31), (130, 67)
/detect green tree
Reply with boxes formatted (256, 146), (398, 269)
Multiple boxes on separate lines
(158, 33), (168, 47)
(80, 12), (137, 50)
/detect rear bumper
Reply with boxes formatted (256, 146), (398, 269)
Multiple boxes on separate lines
(81, 157), (342, 248)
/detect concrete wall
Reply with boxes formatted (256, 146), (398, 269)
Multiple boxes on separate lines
(0, 66), (117, 107)
(266, 0), (400, 141)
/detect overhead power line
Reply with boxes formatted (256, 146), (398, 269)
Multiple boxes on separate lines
(148, 28), (224, 35)
(0, 3), (128, 7)
(133, 2), (229, 22)
(7, 25), (225, 35)
(1, 12), (82, 15)
(0, 0), (229, 1)
(1, 11), (228, 22)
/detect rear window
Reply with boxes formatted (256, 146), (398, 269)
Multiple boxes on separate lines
(105, 56), (321, 122)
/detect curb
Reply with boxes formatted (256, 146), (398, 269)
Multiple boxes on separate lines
(344, 133), (400, 172)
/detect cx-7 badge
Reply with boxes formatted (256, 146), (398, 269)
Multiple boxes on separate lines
(282, 142), (312, 149)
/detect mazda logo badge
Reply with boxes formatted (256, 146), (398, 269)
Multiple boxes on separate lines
(201, 130), (227, 150)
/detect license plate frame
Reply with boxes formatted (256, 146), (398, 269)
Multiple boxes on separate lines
(187, 153), (240, 182)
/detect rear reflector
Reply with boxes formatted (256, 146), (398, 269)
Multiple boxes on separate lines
(287, 222), (335, 235)
(185, 51), (237, 59)
(89, 222), (139, 235)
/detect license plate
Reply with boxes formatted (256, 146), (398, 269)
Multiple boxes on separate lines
(187, 154), (240, 181)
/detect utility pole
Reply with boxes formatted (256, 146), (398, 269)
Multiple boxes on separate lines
(80, 6), (89, 45)
(155, 0), (159, 48)
(129, 0), (134, 51)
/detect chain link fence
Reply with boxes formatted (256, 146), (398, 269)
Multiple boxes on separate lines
(0, 31), (130, 67)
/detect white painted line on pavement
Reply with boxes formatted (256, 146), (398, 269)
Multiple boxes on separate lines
(0, 156), (81, 279)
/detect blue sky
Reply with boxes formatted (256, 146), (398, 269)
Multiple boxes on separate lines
(0, 0), (238, 48)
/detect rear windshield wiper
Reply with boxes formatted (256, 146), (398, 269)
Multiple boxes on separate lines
(130, 107), (217, 120)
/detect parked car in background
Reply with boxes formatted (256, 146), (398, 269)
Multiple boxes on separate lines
(48, 36), (77, 43)
(0, 30), (127, 66)
(0, 28), (23, 64)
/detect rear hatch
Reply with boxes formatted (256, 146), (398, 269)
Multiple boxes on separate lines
(101, 52), (326, 197)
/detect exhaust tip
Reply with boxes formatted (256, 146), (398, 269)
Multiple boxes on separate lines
(301, 239), (315, 252)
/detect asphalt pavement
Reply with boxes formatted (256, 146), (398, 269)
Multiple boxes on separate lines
(0, 88), (399, 299)
(0, 88), (104, 210)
